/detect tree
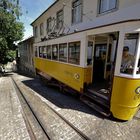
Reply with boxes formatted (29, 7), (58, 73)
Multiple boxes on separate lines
(0, 0), (24, 64)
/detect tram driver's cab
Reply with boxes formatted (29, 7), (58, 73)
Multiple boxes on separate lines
(111, 32), (140, 120)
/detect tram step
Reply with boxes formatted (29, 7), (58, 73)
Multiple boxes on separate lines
(87, 89), (109, 101)
(82, 91), (109, 109)
(80, 95), (110, 117)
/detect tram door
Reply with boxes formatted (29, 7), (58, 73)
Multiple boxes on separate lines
(93, 44), (107, 82)
(92, 36), (112, 84)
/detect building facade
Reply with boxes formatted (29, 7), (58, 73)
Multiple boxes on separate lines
(18, 36), (35, 76)
(31, 0), (140, 43)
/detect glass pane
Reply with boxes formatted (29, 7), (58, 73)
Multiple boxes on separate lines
(137, 55), (140, 74)
(59, 43), (67, 62)
(57, 10), (63, 29)
(34, 26), (38, 37)
(40, 23), (44, 36)
(39, 46), (43, 58)
(52, 44), (58, 60)
(35, 47), (38, 57)
(42, 46), (47, 58)
(47, 18), (52, 32)
(99, 0), (117, 13)
(120, 33), (138, 74)
(68, 41), (80, 65)
(109, 0), (117, 9)
(72, 0), (82, 24)
(47, 45), (51, 59)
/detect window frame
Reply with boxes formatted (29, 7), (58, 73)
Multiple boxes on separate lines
(72, 0), (83, 25)
(119, 32), (140, 77)
(56, 9), (64, 29)
(52, 44), (59, 61)
(40, 23), (44, 36)
(47, 17), (52, 33)
(98, 0), (118, 15)
(39, 46), (43, 58)
(34, 26), (38, 38)
(46, 45), (52, 60)
(59, 43), (68, 62)
(35, 46), (38, 57)
(68, 41), (80, 65)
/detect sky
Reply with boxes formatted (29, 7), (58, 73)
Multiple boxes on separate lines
(19, 0), (55, 40)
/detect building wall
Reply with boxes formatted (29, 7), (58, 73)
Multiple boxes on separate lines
(18, 37), (35, 76)
(32, 0), (140, 43)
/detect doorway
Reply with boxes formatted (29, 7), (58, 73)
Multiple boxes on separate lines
(91, 33), (118, 92)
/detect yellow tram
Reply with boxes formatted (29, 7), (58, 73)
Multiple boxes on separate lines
(34, 20), (140, 120)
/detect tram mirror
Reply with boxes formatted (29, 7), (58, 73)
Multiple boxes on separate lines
(120, 33), (139, 74)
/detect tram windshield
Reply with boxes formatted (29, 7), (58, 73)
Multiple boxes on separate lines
(120, 33), (139, 75)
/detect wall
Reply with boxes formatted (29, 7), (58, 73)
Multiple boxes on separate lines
(32, 0), (140, 43)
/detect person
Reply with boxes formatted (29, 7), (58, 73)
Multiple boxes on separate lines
(121, 46), (135, 73)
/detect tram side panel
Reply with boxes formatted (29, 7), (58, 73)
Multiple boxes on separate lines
(34, 57), (92, 93)
(111, 76), (140, 120)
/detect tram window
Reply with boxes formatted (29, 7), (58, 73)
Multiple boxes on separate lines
(52, 44), (58, 60)
(68, 41), (80, 65)
(42, 46), (47, 58)
(59, 43), (67, 62)
(46, 45), (52, 59)
(39, 46), (43, 58)
(120, 33), (138, 74)
(35, 47), (38, 57)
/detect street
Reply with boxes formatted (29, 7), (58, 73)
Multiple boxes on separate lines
(0, 73), (140, 140)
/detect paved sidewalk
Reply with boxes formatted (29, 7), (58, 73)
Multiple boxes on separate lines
(0, 77), (31, 140)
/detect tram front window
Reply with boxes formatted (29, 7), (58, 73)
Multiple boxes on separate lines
(120, 33), (139, 74)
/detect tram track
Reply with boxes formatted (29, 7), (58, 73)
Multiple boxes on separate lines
(11, 77), (91, 140)
(12, 77), (50, 140)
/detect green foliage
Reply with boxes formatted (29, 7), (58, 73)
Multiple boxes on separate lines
(0, 0), (24, 64)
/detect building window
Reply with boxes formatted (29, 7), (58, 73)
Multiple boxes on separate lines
(40, 23), (44, 36)
(68, 41), (80, 65)
(59, 43), (67, 62)
(98, 0), (118, 14)
(34, 26), (38, 38)
(52, 44), (58, 60)
(46, 45), (52, 59)
(56, 10), (63, 29)
(72, 0), (82, 24)
(47, 17), (52, 33)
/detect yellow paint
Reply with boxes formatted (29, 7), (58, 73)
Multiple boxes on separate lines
(111, 76), (140, 120)
(34, 57), (92, 92)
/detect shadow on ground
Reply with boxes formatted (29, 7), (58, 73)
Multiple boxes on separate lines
(20, 76), (116, 121)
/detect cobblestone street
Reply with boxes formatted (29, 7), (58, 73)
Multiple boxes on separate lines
(0, 73), (140, 140)
(0, 76), (31, 140)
